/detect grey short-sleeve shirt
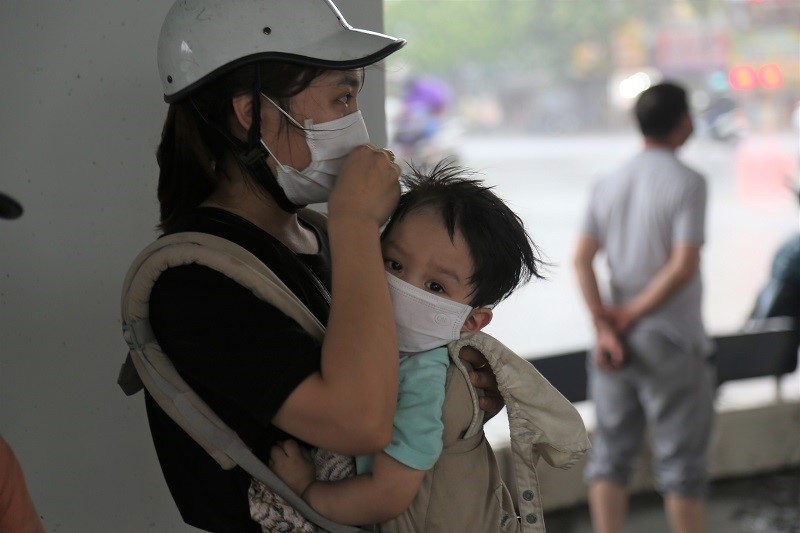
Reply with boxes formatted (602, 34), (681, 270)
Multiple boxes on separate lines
(582, 148), (711, 355)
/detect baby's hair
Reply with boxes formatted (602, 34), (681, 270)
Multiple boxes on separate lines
(381, 160), (546, 307)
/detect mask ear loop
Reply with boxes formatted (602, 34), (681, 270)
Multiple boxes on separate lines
(262, 94), (305, 130)
(238, 67), (304, 213)
(257, 94), (302, 171)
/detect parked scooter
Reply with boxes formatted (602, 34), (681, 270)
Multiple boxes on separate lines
(698, 95), (748, 144)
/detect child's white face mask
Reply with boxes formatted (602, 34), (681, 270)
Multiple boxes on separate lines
(386, 272), (473, 354)
(260, 94), (370, 205)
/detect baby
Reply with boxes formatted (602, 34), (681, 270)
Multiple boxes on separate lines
(266, 161), (545, 527)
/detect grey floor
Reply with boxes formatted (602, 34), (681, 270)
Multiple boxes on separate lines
(543, 468), (800, 533)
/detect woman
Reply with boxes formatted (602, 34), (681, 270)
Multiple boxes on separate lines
(139, 1), (500, 531)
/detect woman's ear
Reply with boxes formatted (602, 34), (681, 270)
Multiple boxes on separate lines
(461, 307), (493, 333)
(231, 93), (254, 132)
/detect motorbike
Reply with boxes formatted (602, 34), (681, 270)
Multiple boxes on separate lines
(388, 76), (462, 168)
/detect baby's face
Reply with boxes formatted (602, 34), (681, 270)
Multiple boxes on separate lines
(381, 207), (475, 305)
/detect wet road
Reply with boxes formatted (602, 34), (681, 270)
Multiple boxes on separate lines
(545, 467), (800, 533)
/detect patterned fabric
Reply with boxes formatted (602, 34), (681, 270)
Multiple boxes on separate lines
(248, 448), (356, 532)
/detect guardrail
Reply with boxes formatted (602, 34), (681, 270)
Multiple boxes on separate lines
(528, 316), (798, 404)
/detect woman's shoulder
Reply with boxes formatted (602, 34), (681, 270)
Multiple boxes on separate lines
(165, 207), (312, 265)
(155, 206), (331, 321)
(164, 207), (270, 247)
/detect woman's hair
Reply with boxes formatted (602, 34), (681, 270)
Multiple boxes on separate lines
(381, 161), (547, 308)
(634, 81), (689, 139)
(156, 62), (326, 230)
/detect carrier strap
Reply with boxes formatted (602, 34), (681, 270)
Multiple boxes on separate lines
(118, 227), (366, 533)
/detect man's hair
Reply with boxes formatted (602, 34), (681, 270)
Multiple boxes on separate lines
(634, 81), (689, 139)
(381, 161), (546, 307)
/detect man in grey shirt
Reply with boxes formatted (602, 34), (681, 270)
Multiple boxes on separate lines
(573, 82), (715, 533)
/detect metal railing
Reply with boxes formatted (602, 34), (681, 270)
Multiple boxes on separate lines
(529, 316), (799, 404)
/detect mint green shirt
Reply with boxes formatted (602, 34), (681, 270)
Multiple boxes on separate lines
(356, 347), (449, 473)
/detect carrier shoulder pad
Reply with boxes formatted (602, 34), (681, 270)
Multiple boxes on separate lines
(119, 231), (324, 468)
(118, 228), (366, 533)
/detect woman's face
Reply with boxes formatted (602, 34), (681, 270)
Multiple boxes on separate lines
(261, 69), (364, 172)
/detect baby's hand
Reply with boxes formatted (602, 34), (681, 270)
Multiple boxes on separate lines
(269, 440), (315, 497)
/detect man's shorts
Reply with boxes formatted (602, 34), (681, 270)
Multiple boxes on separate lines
(584, 327), (716, 498)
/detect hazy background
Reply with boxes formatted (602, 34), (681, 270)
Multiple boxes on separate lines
(381, 0), (799, 355)
(1, 1), (797, 532)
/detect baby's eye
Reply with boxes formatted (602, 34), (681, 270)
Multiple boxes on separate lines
(384, 259), (403, 272)
(425, 281), (445, 294)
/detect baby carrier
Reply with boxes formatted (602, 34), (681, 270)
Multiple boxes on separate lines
(118, 212), (589, 532)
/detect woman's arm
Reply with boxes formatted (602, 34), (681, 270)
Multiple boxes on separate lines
(273, 145), (402, 455)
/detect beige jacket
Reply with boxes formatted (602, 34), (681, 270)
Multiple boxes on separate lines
(380, 332), (590, 533)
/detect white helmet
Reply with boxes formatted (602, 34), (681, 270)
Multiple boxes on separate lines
(158, 0), (405, 102)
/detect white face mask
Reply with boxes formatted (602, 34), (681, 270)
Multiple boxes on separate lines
(386, 272), (474, 354)
(260, 94), (370, 205)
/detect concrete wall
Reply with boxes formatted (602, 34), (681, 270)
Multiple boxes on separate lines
(0, 2), (389, 531)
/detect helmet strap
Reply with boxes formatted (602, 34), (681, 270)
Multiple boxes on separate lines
(243, 69), (305, 214)
(188, 85), (304, 214)
(240, 147), (303, 213)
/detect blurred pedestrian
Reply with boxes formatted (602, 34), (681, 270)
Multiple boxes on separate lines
(750, 181), (800, 322)
(392, 76), (453, 165)
(573, 82), (715, 533)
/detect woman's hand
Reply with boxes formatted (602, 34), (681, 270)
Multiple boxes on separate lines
(269, 440), (316, 498)
(459, 346), (504, 420)
(328, 144), (401, 228)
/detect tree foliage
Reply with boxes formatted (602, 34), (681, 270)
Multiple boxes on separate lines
(384, 0), (720, 79)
